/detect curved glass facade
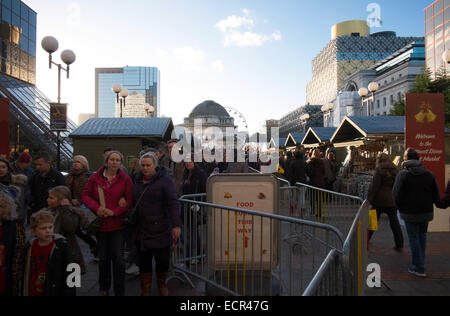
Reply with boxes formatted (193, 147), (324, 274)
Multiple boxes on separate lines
(0, 0), (36, 84)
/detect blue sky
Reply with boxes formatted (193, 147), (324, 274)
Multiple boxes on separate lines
(23, 0), (430, 133)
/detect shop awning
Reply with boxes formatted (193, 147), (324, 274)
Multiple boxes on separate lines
(302, 127), (337, 148)
(330, 116), (405, 147)
(285, 132), (306, 148)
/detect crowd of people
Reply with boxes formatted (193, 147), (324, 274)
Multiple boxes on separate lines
(277, 145), (340, 191)
(0, 140), (255, 297)
(0, 142), (449, 297)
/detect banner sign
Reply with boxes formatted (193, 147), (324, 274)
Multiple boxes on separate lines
(50, 103), (68, 131)
(0, 98), (10, 160)
(405, 93), (445, 194)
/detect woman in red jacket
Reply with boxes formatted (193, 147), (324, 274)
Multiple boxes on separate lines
(82, 151), (133, 296)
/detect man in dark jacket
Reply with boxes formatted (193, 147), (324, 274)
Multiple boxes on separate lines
(392, 148), (440, 277)
(288, 151), (308, 186)
(29, 152), (66, 215)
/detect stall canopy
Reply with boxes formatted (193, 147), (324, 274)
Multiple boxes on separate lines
(330, 116), (404, 147)
(71, 117), (174, 140)
(302, 127), (337, 148)
(285, 132), (306, 148)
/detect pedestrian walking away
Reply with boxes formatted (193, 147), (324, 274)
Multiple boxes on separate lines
(392, 148), (441, 277)
(368, 153), (403, 250)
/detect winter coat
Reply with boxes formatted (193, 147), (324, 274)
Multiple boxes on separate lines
(29, 168), (66, 213)
(288, 157), (308, 186)
(307, 158), (326, 189)
(392, 160), (440, 223)
(133, 167), (182, 250)
(0, 173), (12, 186)
(66, 169), (92, 206)
(23, 235), (75, 296)
(182, 166), (207, 196)
(0, 220), (17, 296)
(437, 180), (450, 209)
(42, 205), (88, 274)
(368, 162), (398, 208)
(82, 167), (133, 233)
(323, 158), (339, 186)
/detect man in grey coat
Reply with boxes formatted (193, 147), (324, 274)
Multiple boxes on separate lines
(392, 148), (440, 277)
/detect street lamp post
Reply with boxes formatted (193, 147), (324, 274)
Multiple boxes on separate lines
(112, 84), (129, 118)
(144, 103), (155, 117)
(300, 114), (310, 132)
(358, 82), (379, 116)
(41, 36), (76, 171)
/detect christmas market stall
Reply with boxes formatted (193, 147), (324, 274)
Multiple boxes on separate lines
(329, 116), (406, 199)
(285, 132), (306, 151)
(301, 127), (337, 150)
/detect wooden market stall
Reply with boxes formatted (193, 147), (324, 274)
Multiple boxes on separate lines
(329, 116), (405, 198)
(285, 132), (306, 151)
(302, 127), (337, 150)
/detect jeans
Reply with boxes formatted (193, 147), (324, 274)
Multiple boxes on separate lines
(404, 222), (429, 274)
(369, 207), (404, 249)
(97, 230), (126, 296)
(138, 247), (171, 274)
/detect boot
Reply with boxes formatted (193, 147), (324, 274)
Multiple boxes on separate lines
(156, 272), (168, 296)
(140, 273), (152, 296)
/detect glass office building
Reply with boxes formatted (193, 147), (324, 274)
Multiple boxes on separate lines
(425, 0), (449, 79)
(95, 66), (160, 118)
(0, 0), (37, 84)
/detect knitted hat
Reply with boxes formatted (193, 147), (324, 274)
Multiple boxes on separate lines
(17, 152), (32, 164)
(73, 155), (89, 171)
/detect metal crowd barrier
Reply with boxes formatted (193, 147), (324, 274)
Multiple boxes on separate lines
(302, 200), (370, 296)
(169, 193), (344, 296)
(280, 183), (363, 237)
(173, 169), (371, 296)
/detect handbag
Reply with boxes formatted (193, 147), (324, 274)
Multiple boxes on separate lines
(124, 184), (150, 228)
(86, 186), (105, 235)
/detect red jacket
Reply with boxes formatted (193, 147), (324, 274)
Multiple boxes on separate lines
(82, 167), (133, 232)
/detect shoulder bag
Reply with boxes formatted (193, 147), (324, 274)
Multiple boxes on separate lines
(86, 186), (105, 235)
(125, 183), (151, 228)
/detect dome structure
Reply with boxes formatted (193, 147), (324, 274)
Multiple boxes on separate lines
(189, 100), (230, 119)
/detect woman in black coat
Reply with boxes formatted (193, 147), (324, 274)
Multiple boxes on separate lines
(133, 152), (181, 296)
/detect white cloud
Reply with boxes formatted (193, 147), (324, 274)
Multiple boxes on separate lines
(215, 9), (281, 47)
(173, 46), (206, 72)
(214, 9), (254, 32)
(211, 60), (224, 72)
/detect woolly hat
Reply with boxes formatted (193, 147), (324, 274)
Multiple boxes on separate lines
(17, 152), (32, 164)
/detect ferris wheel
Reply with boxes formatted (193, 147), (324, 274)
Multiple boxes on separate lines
(224, 106), (249, 133)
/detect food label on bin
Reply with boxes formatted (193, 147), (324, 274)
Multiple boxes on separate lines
(207, 175), (279, 271)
